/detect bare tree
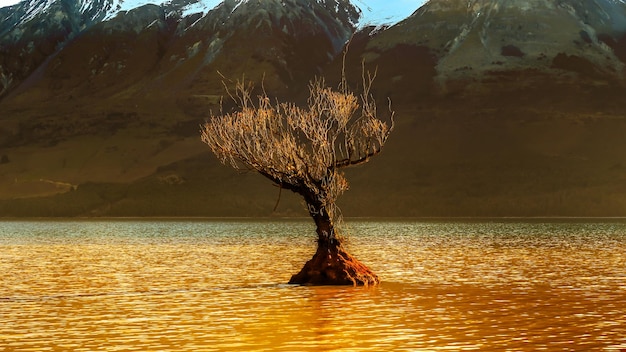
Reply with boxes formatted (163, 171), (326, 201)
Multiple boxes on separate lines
(201, 72), (393, 285)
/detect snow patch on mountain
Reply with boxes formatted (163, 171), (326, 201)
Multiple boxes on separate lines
(15, 0), (55, 23)
(180, 0), (221, 17)
(104, 0), (306, 21)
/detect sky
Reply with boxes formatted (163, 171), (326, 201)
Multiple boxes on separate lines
(0, 0), (428, 25)
(354, 0), (425, 25)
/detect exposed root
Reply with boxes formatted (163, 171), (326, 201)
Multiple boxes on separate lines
(289, 242), (379, 286)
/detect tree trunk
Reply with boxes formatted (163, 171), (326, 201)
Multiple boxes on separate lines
(288, 204), (380, 286)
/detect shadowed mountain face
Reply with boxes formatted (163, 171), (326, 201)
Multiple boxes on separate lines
(1, 0), (626, 217)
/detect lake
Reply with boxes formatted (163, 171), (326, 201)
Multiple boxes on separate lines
(1, 219), (625, 351)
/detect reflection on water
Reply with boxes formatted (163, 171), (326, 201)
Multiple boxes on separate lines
(1, 220), (625, 351)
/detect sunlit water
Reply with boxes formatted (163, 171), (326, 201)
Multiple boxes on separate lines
(1, 219), (625, 351)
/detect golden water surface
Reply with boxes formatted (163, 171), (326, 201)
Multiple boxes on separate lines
(1, 220), (625, 351)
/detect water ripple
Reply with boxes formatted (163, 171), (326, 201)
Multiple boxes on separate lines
(1, 219), (625, 350)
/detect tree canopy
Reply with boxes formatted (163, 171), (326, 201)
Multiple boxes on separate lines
(201, 74), (393, 223)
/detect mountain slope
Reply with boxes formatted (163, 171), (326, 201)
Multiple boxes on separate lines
(0, 0), (359, 203)
(2, 0), (626, 217)
(366, 0), (626, 82)
(0, 0), (128, 96)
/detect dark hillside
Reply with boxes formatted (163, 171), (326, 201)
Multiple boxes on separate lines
(2, 0), (626, 217)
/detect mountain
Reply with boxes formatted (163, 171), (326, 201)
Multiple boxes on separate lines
(0, 0), (358, 99)
(1, 0), (626, 217)
(0, 0), (358, 157)
(356, 0), (626, 90)
(0, 0), (360, 212)
(0, 0), (121, 96)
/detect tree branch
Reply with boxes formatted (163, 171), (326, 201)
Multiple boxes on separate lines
(335, 148), (381, 169)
